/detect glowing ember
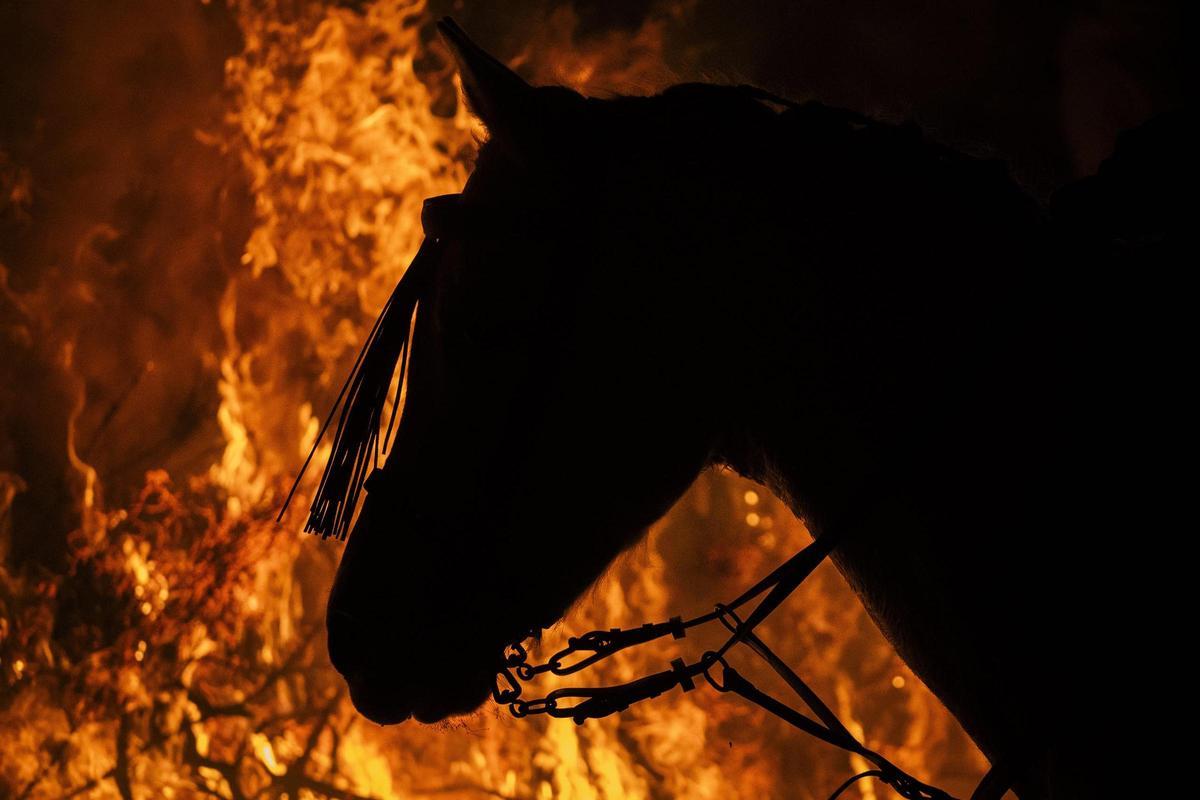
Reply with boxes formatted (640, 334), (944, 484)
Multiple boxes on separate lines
(0, 1), (988, 798)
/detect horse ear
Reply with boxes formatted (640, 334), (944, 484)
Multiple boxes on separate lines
(437, 18), (532, 134)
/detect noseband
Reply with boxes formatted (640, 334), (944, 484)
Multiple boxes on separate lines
(285, 190), (1009, 800)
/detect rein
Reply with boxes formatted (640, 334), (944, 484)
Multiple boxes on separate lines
(492, 516), (961, 800)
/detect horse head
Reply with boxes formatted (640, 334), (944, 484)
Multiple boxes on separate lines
(321, 20), (768, 724)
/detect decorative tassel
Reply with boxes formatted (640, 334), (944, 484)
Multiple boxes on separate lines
(278, 236), (441, 540)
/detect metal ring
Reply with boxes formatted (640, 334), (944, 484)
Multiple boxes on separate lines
(520, 697), (557, 715)
(713, 603), (746, 637)
(503, 641), (527, 666)
(701, 651), (733, 693)
(492, 667), (522, 704)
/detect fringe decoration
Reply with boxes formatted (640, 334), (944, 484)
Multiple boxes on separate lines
(278, 237), (440, 540)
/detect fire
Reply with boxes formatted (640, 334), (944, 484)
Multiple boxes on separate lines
(0, 1), (988, 798)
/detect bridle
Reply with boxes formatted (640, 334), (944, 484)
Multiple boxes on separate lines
(489, 501), (963, 800)
(490, 503), (1010, 800)
(286, 190), (1012, 800)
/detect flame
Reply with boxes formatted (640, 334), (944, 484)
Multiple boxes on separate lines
(0, 1), (989, 798)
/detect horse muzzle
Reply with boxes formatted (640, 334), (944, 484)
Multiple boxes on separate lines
(327, 607), (496, 724)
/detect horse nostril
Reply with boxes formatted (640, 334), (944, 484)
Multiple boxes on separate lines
(327, 606), (497, 724)
(327, 608), (420, 725)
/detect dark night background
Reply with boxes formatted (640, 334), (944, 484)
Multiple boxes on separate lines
(430, 0), (1186, 187)
(2, 0), (1188, 204)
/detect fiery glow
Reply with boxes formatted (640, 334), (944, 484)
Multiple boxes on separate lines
(0, 1), (988, 798)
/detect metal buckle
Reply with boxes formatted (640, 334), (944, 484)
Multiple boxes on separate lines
(421, 193), (465, 240)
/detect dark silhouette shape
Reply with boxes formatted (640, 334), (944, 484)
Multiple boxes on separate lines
(304, 18), (1185, 800)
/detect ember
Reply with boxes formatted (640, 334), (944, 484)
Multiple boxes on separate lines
(1, 1), (995, 797)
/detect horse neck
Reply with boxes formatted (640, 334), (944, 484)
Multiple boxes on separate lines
(708, 242), (880, 533)
(704, 120), (1047, 530)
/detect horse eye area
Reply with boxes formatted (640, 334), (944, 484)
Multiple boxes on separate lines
(443, 271), (545, 346)
(326, 608), (494, 725)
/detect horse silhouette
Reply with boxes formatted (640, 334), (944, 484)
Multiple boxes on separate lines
(310, 19), (1182, 800)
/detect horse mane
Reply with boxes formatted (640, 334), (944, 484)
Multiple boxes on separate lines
(572, 81), (1047, 263)
(624, 82), (1029, 196)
